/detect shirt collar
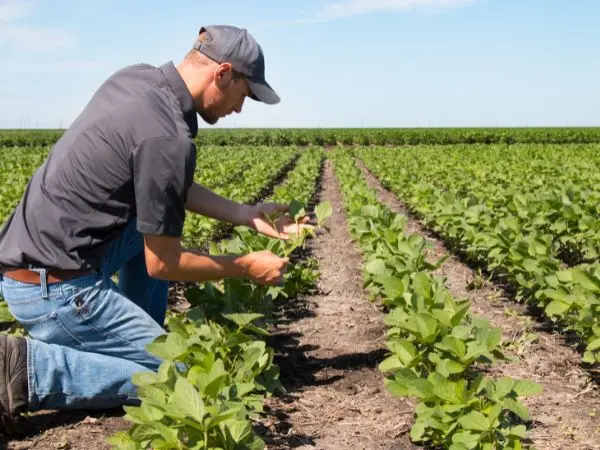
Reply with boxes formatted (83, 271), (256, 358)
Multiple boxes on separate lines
(159, 61), (198, 138)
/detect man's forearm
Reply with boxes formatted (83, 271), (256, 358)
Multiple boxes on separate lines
(148, 246), (248, 282)
(184, 182), (250, 226)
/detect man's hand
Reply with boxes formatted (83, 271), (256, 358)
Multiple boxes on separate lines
(143, 235), (288, 286)
(245, 202), (314, 239)
(238, 250), (289, 285)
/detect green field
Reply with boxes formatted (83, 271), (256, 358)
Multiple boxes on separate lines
(1, 128), (600, 449)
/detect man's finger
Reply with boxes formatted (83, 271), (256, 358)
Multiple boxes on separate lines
(268, 203), (288, 213)
(277, 231), (290, 240)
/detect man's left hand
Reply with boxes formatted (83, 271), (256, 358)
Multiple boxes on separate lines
(245, 202), (314, 239)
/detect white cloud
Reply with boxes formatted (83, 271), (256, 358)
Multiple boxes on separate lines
(0, 0), (74, 51)
(0, 24), (74, 51)
(278, 0), (476, 24)
(0, 0), (34, 23)
(322, 0), (474, 19)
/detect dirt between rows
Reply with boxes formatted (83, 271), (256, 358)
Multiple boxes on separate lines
(255, 160), (417, 449)
(357, 158), (600, 450)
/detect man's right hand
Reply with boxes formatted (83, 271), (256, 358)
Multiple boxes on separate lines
(237, 250), (289, 286)
(143, 234), (288, 285)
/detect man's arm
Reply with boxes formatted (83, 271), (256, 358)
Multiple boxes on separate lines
(184, 182), (313, 239)
(184, 182), (252, 226)
(143, 234), (288, 285)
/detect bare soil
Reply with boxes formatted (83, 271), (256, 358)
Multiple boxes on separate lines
(357, 158), (600, 450)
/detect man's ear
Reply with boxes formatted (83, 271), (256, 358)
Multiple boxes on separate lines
(214, 63), (235, 88)
(216, 63), (234, 79)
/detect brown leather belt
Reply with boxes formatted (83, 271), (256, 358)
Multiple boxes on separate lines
(1, 268), (93, 285)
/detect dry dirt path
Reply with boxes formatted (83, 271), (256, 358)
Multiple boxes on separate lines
(257, 159), (417, 449)
(357, 158), (600, 450)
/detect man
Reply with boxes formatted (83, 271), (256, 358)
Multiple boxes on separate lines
(0, 24), (307, 434)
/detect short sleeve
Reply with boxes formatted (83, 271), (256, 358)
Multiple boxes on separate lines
(131, 136), (196, 237)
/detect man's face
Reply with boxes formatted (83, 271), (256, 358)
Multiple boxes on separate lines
(200, 64), (251, 125)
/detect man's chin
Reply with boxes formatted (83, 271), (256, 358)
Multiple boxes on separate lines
(199, 111), (219, 125)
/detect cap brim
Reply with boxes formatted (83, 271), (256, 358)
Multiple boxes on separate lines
(247, 78), (280, 105)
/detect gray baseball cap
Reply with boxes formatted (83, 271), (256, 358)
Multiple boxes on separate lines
(193, 25), (280, 105)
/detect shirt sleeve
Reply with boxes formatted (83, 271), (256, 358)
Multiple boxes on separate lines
(131, 136), (196, 237)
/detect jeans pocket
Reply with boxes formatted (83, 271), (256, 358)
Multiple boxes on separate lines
(1, 280), (55, 327)
(61, 273), (105, 320)
(5, 297), (55, 327)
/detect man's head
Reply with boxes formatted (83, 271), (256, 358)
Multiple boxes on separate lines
(177, 25), (280, 125)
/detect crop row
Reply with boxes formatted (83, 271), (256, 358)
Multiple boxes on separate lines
(331, 149), (541, 449)
(359, 144), (600, 264)
(109, 147), (330, 449)
(358, 146), (600, 365)
(5, 127), (600, 148)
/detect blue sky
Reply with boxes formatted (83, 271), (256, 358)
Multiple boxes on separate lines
(0, 0), (599, 129)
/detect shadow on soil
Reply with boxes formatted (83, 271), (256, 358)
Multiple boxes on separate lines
(0, 408), (126, 447)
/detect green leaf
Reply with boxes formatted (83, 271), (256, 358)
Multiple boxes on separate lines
(436, 336), (467, 358)
(222, 313), (264, 328)
(494, 377), (515, 398)
(151, 422), (180, 448)
(388, 340), (418, 366)
(544, 299), (570, 317)
(435, 358), (466, 378)
(315, 201), (333, 225)
(173, 377), (205, 422)
(375, 275), (406, 298)
(365, 259), (388, 275)
(361, 205), (380, 218)
(587, 338), (600, 352)
(224, 419), (253, 444)
(146, 333), (188, 360)
(384, 378), (408, 397)
(130, 424), (160, 442)
(504, 398), (530, 421)
(431, 374), (466, 404)
(452, 430), (481, 449)
(409, 420), (426, 442)
(131, 371), (158, 388)
(123, 405), (157, 424)
(204, 359), (229, 398)
(413, 313), (439, 342)
(106, 432), (138, 450)
(449, 444), (470, 450)
(379, 355), (403, 373)
(289, 199), (306, 221)
(0, 303), (15, 323)
(509, 424), (527, 438)
(583, 350), (597, 364)
(450, 304), (470, 327)
(140, 386), (166, 407)
(246, 434), (267, 450)
(572, 269), (600, 293)
(512, 379), (543, 397)
(457, 411), (489, 431)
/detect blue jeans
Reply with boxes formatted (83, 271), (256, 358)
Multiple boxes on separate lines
(0, 220), (169, 411)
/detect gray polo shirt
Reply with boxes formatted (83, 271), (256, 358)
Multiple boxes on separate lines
(0, 61), (198, 271)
